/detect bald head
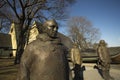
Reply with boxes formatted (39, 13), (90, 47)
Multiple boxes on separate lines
(43, 19), (58, 28)
(43, 19), (58, 38)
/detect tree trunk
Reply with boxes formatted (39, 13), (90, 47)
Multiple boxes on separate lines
(14, 30), (26, 64)
(14, 19), (32, 64)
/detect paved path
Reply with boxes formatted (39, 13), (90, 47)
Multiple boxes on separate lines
(69, 63), (120, 80)
(83, 64), (103, 80)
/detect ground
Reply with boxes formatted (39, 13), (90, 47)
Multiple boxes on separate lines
(82, 63), (120, 80)
(69, 62), (120, 80)
(0, 58), (18, 80)
(0, 58), (120, 80)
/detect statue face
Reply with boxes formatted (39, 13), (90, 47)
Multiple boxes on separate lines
(43, 20), (58, 38)
(46, 25), (58, 38)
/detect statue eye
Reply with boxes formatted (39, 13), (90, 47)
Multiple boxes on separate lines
(47, 26), (52, 29)
(54, 28), (57, 31)
(47, 25), (58, 31)
(53, 27), (58, 31)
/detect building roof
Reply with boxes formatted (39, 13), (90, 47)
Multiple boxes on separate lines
(108, 47), (120, 55)
(81, 47), (120, 63)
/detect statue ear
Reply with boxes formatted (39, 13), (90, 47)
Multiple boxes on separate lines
(36, 22), (44, 33)
(42, 25), (49, 33)
(37, 24), (48, 34)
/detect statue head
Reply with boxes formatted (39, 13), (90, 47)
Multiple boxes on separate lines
(99, 40), (107, 46)
(43, 19), (58, 38)
(73, 42), (78, 48)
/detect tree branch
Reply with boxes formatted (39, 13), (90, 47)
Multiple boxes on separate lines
(19, 0), (25, 19)
(5, 0), (20, 20)
(0, 0), (6, 8)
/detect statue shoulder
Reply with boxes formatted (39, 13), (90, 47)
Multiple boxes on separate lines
(26, 39), (43, 49)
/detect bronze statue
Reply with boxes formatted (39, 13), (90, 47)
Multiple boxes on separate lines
(70, 42), (83, 80)
(17, 20), (69, 80)
(97, 40), (112, 80)
(70, 42), (82, 66)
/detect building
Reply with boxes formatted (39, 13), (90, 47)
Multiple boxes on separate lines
(9, 23), (18, 56)
(0, 33), (12, 57)
(8, 22), (40, 57)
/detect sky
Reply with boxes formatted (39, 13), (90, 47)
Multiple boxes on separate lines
(59, 0), (120, 47)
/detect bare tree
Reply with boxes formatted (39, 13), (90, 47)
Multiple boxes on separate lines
(0, 0), (76, 64)
(67, 16), (101, 50)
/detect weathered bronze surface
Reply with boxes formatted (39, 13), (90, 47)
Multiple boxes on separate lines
(97, 40), (112, 80)
(70, 43), (82, 66)
(17, 20), (69, 80)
